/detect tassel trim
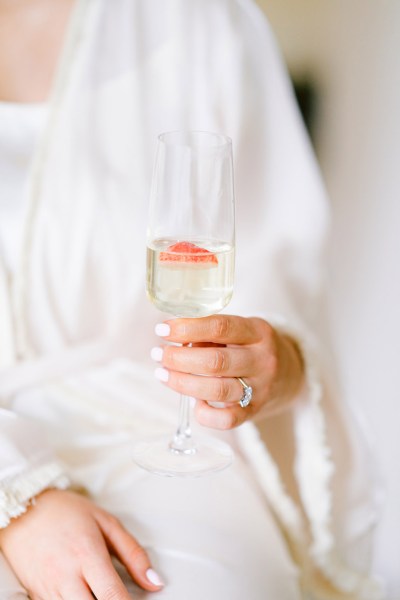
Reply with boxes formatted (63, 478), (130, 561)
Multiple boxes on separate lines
(236, 313), (384, 600)
(0, 461), (70, 528)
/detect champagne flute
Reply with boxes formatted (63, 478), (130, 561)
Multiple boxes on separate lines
(133, 131), (235, 477)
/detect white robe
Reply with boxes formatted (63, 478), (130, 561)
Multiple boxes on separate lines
(0, 0), (383, 598)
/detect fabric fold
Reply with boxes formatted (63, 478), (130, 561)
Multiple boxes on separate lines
(0, 0), (382, 598)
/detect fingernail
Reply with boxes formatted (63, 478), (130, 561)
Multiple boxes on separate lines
(146, 568), (165, 587)
(155, 367), (169, 382)
(155, 323), (170, 337)
(151, 346), (163, 362)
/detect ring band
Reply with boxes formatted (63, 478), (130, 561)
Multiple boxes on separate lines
(237, 377), (253, 408)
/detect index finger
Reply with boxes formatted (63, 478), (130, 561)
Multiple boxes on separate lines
(156, 315), (259, 345)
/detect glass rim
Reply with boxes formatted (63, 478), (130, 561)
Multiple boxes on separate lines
(158, 130), (232, 149)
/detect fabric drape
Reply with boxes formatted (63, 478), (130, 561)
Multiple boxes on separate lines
(0, 1), (382, 598)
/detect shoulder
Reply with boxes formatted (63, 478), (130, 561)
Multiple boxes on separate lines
(101, 0), (278, 64)
(175, 0), (273, 39)
(127, 0), (274, 45)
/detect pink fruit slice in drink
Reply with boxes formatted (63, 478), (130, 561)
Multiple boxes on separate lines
(159, 241), (218, 267)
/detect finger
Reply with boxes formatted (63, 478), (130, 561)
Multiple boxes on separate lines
(79, 530), (132, 600)
(157, 315), (260, 345)
(94, 511), (164, 592)
(156, 344), (252, 377)
(59, 578), (93, 600)
(155, 368), (255, 406)
(191, 342), (226, 348)
(84, 558), (131, 600)
(194, 399), (254, 430)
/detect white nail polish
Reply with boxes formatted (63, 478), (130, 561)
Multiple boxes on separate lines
(146, 568), (164, 587)
(155, 367), (169, 382)
(155, 323), (171, 337)
(151, 346), (163, 362)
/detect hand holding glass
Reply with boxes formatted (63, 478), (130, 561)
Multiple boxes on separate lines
(133, 131), (235, 477)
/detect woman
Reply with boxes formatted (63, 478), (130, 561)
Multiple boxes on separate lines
(0, 0), (381, 598)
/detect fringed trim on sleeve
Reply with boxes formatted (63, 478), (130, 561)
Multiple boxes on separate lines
(292, 330), (384, 600)
(0, 461), (70, 528)
(236, 422), (306, 545)
(236, 313), (384, 600)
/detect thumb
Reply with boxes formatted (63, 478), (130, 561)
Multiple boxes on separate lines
(94, 509), (165, 591)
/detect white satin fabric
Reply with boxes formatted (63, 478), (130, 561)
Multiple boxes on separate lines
(0, 381), (303, 599)
(0, 0), (383, 598)
(0, 103), (47, 273)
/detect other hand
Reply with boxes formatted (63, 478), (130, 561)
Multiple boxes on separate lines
(0, 489), (164, 599)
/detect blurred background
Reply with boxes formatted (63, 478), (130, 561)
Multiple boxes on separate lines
(255, 1), (400, 598)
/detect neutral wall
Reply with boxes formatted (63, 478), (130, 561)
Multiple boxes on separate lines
(256, 1), (400, 598)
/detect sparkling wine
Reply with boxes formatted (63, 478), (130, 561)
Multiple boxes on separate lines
(147, 238), (234, 317)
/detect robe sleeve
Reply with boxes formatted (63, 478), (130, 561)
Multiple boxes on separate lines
(0, 409), (70, 528)
(212, 1), (383, 597)
(0, 266), (69, 529)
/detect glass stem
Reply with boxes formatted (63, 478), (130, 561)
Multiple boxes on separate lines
(169, 394), (197, 455)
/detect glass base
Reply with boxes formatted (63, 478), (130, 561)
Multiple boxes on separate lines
(132, 435), (233, 478)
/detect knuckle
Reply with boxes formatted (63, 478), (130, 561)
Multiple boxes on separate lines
(104, 513), (122, 529)
(164, 346), (177, 368)
(264, 320), (274, 337)
(128, 544), (148, 566)
(193, 401), (206, 424)
(219, 411), (238, 430)
(267, 353), (279, 379)
(102, 586), (122, 600)
(43, 552), (63, 575)
(208, 349), (227, 374)
(175, 372), (187, 390)
(75, 534), (98, 560)
(215, 380), (230, 403)
(210, 315), (230, 340)
(176, 321), (189, 338)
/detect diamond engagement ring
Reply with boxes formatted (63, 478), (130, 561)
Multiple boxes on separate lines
(237, 377), (253, 408)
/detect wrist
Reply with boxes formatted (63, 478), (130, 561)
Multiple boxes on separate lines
(271, 330), (305, 409)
